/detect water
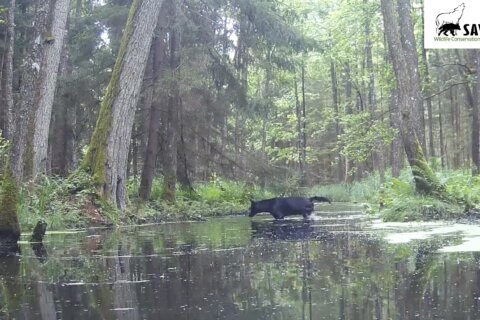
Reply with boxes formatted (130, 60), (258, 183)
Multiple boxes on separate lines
(2, 203), (480, 319)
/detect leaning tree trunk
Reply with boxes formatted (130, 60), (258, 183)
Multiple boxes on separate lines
(10, 0), (51, 182)
(381, 0), (444, 196)
(31, 0), (71, 176)
(82, 0), (164, 210)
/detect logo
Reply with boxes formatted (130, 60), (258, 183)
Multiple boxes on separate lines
(436, 3), (464, 36)
(424, 0), (480, 49)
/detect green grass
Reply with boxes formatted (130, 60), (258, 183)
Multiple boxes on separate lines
(18, 175), (94, 232)
(309, 173), (382, 203)
(310, 168), (474, 222)
(15, 165), (479, 232)
(128, 176), (276, 220)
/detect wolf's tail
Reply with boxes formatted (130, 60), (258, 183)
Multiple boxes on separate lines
(309, 196), (332, 204)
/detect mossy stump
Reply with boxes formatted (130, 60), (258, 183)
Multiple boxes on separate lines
(0, 166), (20, 246)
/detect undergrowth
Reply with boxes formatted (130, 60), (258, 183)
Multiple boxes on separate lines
(127, 176), (275, 221)
(18, 171), (103, 231)
(309, 173), (382, 203)
(15, 165), (480, 231)
(309, 167), (476, 222)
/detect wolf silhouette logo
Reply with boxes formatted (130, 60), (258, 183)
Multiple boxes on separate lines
(436, 3), (465, 36)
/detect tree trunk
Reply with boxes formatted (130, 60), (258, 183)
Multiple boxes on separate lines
(381, 0), (443, 195)
(82, 0), (164, 210)
(3, 0), (15, 140)
(330, 61), (344, 182)
(162, 25), (180, 203)
(11, 0), (51, 182)
(176, 99), (194, 191)
(364, 2), (384, 182)
(131, 122), (139, 180)
(51, 13), (76, 177)
(450, 87), (461, 168)
(419, 1), (435, 159)
(31, 0), (71, 176)
(439, 97), (446, 169)
(473, 50), (480, 174)
(343, 64), (354, 183)
(139, 32), (165, 201)
(0, 163), (20, 245)
(396, 0), (426, 153)
(390, 89), (403, 177)
(294, 77), (304, 183)
(300, 61), (307, 186)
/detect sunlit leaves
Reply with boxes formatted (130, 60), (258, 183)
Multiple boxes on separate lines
(337, 112), (396, 162)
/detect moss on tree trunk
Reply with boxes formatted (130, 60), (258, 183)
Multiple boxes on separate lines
(82, 0), (140, 188)
(0, 163), (20, 244)
(409, 139), (445, 197)
(82, 0), (163, 210)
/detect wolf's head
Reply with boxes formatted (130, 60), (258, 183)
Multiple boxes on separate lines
(454, 3), (465, 12)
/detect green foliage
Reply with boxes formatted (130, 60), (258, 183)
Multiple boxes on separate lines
(338, 112), (396, 163)
(18, 175), (94, 231)
(379, 169), (469, 222)
(381, 195), (462, 222)
(0, 135), (20, 237)
(0, 164), (20, 236)
(127, 176), (275, 220)
(310, 168), (473, 222)
(310, 173), (382, 203)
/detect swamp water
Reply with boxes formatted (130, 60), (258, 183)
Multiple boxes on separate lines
(2, 203), (480, 319)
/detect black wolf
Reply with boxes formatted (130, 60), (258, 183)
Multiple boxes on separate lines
(248, 196), (331, 220)
(438, 23), (461, 36)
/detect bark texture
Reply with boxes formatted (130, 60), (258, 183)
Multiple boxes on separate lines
(473, 50), (480, 174)
(32, 0), (71, 176)
(82, 0), (164, 210)
(139, 32), (165, 201)
(381, 0), (443, 195)
(11, 0), (51, 182)
(161, 19), (180, 203)
(396, 0), (426, 152)
(389, 89), (403, 177)
(3, 0), (15, 140)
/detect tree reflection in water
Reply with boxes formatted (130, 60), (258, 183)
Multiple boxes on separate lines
(0, 214), (479, 319)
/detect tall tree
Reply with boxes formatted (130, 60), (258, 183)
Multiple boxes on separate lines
(139, 30), (166, 201)
(473, 50), (480, 174)
(381, 0), (443, 195)
(161, 21), (180, 203)
(82, 0), (164, 210)
(10, 0), (51, 182)
(396, 0), (426, 153)
(31, 0), (71, 176)
(2, 0), (15, 140)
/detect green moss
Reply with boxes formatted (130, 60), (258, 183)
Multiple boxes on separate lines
(162, 175), (176, 204)
(0, 164), (20, 237)
(410, 139), (446, 198)
(81, 0), (141, 192)
(24, 106), (35, 179)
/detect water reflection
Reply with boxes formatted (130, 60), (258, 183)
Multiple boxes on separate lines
(251, 220), (333, 242)
(0, 208), (479, 319)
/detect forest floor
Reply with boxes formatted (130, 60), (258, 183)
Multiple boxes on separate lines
(17, 169), (480, 232)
